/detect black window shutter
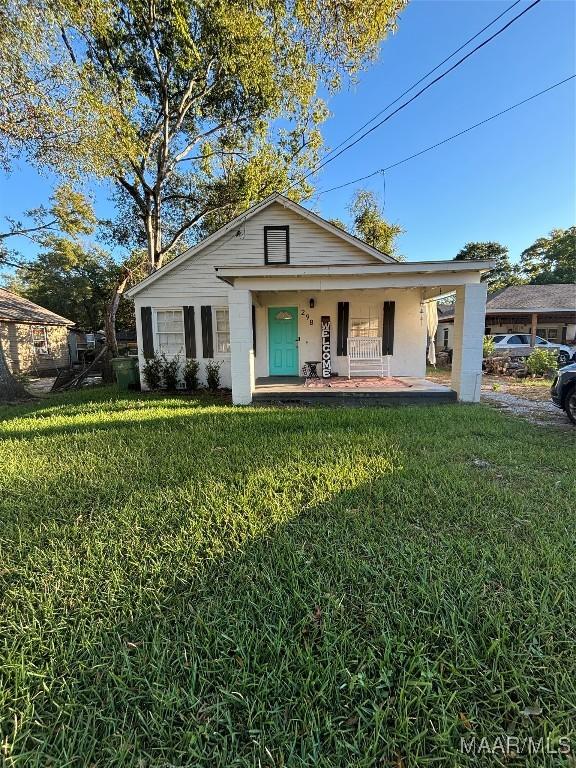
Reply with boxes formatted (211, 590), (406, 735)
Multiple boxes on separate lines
(382, 301), (395, 355)
(252, 304), (256, 354)
(141, 306), (154, 359)
(337, 301), (349, 356)
(201, 305), (213, 358)
(183, 306), (196, 359)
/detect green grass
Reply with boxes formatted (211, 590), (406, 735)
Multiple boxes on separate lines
(1, 388), (575, 767)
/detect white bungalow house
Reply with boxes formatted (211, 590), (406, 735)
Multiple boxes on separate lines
(126, 194), (492, 405)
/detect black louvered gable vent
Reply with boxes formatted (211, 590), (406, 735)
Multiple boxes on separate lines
(264, 226), (289, 264)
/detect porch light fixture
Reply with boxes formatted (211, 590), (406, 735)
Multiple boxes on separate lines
(309, 298), (315, 309)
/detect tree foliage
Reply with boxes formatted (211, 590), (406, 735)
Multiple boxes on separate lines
(0, 0), (90, 171)
(1, 0), (407, 271)
(0, 184), (96, 257)
(4, 237), (128, 329)
(519, 227), (576, 284)
(454, 241), (520, 291)
(348, 189), (404, 257)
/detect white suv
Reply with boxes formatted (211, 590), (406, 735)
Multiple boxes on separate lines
(492, 334), (575, 366)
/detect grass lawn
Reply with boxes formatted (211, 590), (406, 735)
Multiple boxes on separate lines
(1, 388), (575, 767)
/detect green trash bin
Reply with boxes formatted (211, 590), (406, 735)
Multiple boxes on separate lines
(111, 356), (140, 390)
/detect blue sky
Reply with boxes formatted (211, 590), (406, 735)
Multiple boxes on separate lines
(1, 0), (574, 267)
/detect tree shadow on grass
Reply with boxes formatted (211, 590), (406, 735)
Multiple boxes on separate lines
(2, 445), (574, 767)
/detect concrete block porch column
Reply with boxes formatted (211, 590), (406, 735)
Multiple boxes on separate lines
(228, 288), (255, 405)
(451, 283), (487, 403)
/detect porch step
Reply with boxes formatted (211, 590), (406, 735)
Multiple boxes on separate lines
(252, 389), (458, 406)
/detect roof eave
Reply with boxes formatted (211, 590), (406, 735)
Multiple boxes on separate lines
(215, 259), (495, 280)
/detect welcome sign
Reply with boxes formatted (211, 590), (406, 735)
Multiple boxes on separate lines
(321, 316), (331, 378)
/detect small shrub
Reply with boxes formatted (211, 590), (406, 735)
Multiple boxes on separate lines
(483, 335), (495, 358)
(183, 358), (200, 390)
(142, 354), (163, 390)
(526, 348), (558, 377)
(205, 360), (222, 392)
(161, 355), (181, 390)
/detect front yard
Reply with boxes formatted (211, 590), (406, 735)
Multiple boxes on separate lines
(1, 389), (575, 766)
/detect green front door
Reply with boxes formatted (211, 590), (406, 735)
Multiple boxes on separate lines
(268, 307), (298, 375)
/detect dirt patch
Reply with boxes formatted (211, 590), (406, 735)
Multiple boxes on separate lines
(481, 390), (571, 429)
(24, 377), (57, 395)
(427, 368), (572, 430)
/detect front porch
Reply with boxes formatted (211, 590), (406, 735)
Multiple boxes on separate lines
(253, 375), (456, 405)
(221, 261), (491, 405)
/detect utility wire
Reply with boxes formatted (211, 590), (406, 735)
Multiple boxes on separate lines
(315, 0), (523, 168)
(312, 74), (575, 198)
(284, 0), (543, 193)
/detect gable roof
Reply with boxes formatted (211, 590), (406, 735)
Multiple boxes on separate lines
(0, 289), (75, 325)
(438, 283), (576, 320)
(126, 193), (397, 298)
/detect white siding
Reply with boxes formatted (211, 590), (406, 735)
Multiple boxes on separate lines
(135, 203), (382, 302)
(436, 322), (454, 350)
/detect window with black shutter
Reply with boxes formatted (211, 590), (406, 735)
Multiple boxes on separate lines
(264, 226), (289, 264)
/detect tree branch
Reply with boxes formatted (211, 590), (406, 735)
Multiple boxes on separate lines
(60, 27), (78, 65)
(160, 201), (234, 257)
(114, 174), (148, 215)
(0, 220), (58, 241)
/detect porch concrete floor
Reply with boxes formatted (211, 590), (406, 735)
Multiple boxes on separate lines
(253, 376), (456, 404)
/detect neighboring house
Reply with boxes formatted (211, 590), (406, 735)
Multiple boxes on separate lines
(0, 289), (75, 375)
(437, 284), (576, 350)
(126, 194), (492, 404)
(116, 329), (138, 355)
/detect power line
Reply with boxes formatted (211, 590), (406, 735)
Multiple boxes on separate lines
(285, 0), (543, 192)
(315, 0), (523, 168)
(313, 169), (384, 196)
(311, 74), (575, 198)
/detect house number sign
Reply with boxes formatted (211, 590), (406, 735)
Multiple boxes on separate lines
(321, 316), (331, 378)
(300, 310), (314, 325)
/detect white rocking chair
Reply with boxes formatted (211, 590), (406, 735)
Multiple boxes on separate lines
(347, 337), (391, 378)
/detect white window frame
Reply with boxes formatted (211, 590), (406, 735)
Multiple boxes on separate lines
(31, 325), (49, 355)
(153, 308), (185, 357)
(537, 327), (558, 341)
(214, 306), (231, 356)
(349, 308), (380, 338)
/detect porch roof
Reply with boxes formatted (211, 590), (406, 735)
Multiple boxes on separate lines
(215, 259), (494, 292)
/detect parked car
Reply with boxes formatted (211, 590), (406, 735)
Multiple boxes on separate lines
(551, 363), (576, 424)
(491, 334), (575, 366)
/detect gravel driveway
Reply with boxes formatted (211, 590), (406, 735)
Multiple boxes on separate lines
(427, 369), (573, 430)
(481, 389), (572, 430)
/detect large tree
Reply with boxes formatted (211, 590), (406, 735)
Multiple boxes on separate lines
(454, 241), (520, 291)
(2, 0), (407, 273)
(0, 0), (407, 397)
(519, 227), (576, 284)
